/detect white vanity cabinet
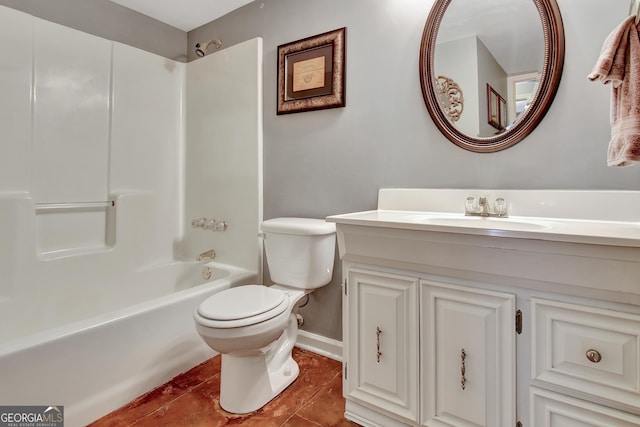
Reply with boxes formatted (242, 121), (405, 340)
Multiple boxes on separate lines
(329, 188), (640, 427)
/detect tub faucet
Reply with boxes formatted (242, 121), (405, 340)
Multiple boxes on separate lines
(192, 217), (228, 231)
(196, 249), (216, 262)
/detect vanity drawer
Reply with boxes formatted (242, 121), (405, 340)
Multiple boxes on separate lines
(531, 387), (640, 426)
(532, 298), (640, 409)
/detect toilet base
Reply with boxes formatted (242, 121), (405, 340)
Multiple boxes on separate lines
(219, 352), (299, 414)
(218, 313), (300, 414)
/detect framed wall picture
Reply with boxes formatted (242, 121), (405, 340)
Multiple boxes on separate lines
(499, 96), (507, 129)
(277, 27), (346, 114)
(487, 83), (500, 129)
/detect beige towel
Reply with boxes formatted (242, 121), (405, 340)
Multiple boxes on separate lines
(588, 15), (640, 167)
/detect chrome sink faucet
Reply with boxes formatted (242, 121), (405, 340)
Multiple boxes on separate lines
(465, 196), (508, 217)
(479, 197), (491, 216)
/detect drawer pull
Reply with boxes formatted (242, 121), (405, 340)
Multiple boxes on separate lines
(376, 327), (382, 362)
(586, 349), (602, 363)
(461, 348), (467, 390)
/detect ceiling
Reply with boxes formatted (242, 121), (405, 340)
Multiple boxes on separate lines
(110, 0), (254, 31)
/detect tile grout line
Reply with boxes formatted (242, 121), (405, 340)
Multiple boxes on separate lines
(121, 370), (222, 425)
(143, 371), (226, 425)
(289, 369), (344, 425)
(285, 413), (325, 427)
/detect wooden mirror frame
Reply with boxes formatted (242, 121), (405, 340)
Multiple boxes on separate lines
(419, 0), (564, 152)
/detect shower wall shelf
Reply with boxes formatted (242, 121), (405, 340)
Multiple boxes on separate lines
(34, 200), (116, 257)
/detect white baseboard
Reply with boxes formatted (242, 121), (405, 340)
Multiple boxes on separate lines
(295, 330), (343, 362)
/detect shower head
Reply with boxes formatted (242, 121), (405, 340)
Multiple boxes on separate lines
(195, 39), (222, 57)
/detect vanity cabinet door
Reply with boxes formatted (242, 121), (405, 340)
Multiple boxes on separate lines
(346, 268), (419, 423)
(420, 280), (516, 427)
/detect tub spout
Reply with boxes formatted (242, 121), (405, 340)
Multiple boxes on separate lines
(196, 249), (216, 262)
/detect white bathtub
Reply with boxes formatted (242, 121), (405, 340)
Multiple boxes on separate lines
(0, 261), (256, 427)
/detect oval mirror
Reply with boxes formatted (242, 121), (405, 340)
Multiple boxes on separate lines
(419, 0), (564, 152)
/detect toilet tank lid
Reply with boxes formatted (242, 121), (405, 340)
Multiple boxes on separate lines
(261, 217), (336, 235)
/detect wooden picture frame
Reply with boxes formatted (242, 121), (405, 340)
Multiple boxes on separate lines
(499, 95), (507, 129)
(487, 84), (500, 129)
(277, 27), (346, 115)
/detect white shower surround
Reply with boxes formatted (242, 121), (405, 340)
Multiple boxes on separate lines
(0, 4), (263, 425)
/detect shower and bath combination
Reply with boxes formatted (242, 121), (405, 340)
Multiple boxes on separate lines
(195, 39), (222, 56)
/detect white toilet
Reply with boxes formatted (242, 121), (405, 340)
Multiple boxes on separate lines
(193, 217), (336, 414)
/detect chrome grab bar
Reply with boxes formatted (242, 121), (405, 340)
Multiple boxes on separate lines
(35, 200), (115, 211)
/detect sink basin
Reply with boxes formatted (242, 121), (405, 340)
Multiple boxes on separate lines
(402, 214), (552, 231)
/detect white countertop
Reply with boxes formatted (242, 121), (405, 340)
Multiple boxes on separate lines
(327, 209), (640, 247)
(327, 188), (640, 248)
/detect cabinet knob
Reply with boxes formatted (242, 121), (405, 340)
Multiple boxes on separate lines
(586, 349), (602, 363)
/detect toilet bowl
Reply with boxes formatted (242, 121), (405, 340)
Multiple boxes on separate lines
(193, 218), (336, 414)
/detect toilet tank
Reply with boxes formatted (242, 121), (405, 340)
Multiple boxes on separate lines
(261, 218), (336, 289)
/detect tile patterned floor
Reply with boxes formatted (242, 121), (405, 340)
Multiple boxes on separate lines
(89, 348), (359, 426)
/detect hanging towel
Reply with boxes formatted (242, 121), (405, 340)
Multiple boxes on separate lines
(588, 15), (640, 167)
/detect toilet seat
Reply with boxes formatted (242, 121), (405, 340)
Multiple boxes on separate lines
(196, 285), (289, 328)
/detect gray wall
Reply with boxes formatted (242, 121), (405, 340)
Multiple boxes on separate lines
(190, 0), (640, 341)
(0, 0), (186, 61)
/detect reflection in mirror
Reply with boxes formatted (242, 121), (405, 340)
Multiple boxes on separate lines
(435, 75), (464, 123)
(420, 0), (564, 152)
(509, 73), (540, 124)
(487, 84), (502, 131)
(434, 0), (543, 137)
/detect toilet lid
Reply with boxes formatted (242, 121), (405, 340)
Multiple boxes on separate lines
(197, 285), (287, 321)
